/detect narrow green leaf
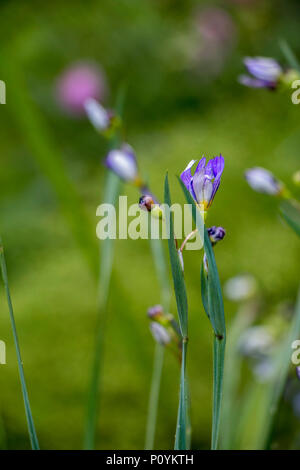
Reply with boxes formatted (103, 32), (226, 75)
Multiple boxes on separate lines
(279, 39), (300, 72)
(164, 174), (188, 338)
(178, 176), (226, 449)
(200, 262), (210, 322)
(164, 174), (189, 450)
(0, 239), (39, 450)
(280, 199), (300, 237)
(178, 178), (225, 337)
(144, 343), (165, 450)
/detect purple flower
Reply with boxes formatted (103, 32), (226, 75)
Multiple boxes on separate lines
(207, 226), (226, 244)
(84, 98), (111, 131)
(245, 167), (282, 195)
(147, 305), (164, 320)
(296, 366), (300, 381)
(239, 57), (282, 89)
(105, 144), (139, 182)
(180, 155), (224, 210)
(139, 195), (155, 212)
(150, 322), (171, 346)
(55, 61), (107, 115)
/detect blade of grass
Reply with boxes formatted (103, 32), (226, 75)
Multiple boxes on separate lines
(84, 170), (121, 449)
(164, 175), (188, 338)
(279, 39), (300, 72)
(144, 342), (165, 449)
(0, 238), (39, 450)
(164, 174), (189, 450)
(279, 199), (300, 237)
(178, 177), (226, 450)
(145, 236), (170, 450)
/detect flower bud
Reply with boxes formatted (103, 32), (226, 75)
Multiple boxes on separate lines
(105, 144), (139, 182)
(207, 226), (226, 244)
(224, 274), (257, 302)
(147, 305), (164, 320)
(150, 322), (171, 346)
(139, 195), (155, 212)
(84, 98), (110, 131)
(239, 57), (282, 90)
(245, 167), (283, 195)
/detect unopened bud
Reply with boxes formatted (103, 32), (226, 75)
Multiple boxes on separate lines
(139, 195), (155, 212)
(207, 226), (226, 244)
(245, 167), (283, 195)
(150, 322), (171, 346)
(147, 305), (164, 320)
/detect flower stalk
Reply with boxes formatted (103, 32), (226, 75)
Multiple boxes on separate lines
(0, 238), (39, 450)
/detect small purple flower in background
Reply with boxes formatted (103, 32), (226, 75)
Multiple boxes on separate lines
(147, 305), (164, 320)
(150, 322), (171, 346)
(180, 155), (224, 211)
(296, 366), (300, 381)
(245, 167), (283, 195)
(239, 57), (282, 89)
(207, 226), (226, 244)
(105, 144), (139, 183)
(84, 98), (111, 132)
(55, 61), (107, 115)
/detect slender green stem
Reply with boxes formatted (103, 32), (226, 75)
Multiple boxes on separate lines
(84, 171), (120, 449)
(0, 238), (39, 450)
(144, 205), (171, 450)
(144, 343), (165, 449)
(211, 335), (226, 450)
(175, 338), (188, 450)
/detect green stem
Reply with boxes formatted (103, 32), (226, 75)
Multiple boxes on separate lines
(144, 211), (171, 450)
(174, 338), (188, 450)
(144, 343), (165, 449)
(0, 238), (39, 450)
(84, 171), (120, 450)
(211, 334), (226, 450)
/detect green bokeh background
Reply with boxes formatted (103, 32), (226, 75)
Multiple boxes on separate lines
(0, 0), (299, 449)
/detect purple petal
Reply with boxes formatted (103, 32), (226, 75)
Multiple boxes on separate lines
(238, 74), (273, 89)
(194, 157), (206, 175)
(180, 159), (197, 189)
(244, 57), (282, 82)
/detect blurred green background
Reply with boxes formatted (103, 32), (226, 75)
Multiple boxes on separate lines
(0, 0), (300, 450)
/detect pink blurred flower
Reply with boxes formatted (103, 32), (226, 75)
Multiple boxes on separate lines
(193, 7), (236, 77)
(55, 61), (107, 115)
